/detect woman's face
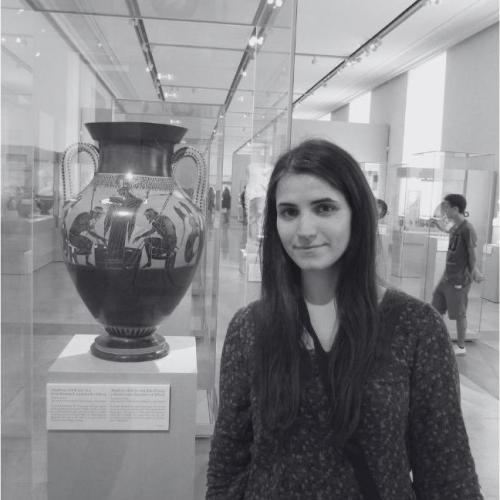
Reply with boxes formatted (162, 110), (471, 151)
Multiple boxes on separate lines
(275, 173), (351, 272)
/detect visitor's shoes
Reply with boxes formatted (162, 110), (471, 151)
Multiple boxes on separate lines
(453, 345), (467, 356)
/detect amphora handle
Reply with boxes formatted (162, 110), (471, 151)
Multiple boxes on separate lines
(172, 146), (207, 211)
(61, 142), (99, 202)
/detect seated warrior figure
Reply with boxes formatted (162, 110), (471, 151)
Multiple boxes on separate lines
(68, 206), (106, 265)
(133, 208), (177, 269)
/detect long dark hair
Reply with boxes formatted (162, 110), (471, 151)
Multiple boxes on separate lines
(256, 139), (379, 444)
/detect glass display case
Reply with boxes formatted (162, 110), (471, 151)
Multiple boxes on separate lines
(383, 151), (497, 337)
(1, 1), (297, 498)
(226, 0), (297, 284)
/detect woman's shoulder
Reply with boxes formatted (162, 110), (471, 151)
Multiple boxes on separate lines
(380, 287), (445, 334)
(224, 300), (263, 346)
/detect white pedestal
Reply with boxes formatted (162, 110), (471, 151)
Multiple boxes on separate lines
(47, 335), (197, 500)
(246, 251), (262, 282)
(239, 248), (247, 275)
(482, 244), (499, 303)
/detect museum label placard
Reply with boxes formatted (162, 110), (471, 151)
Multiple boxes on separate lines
(46, 383), (170, 430)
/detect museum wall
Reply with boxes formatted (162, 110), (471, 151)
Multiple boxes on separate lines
(443, 23), (499, 251)
(291, 119), (389, 164)
(330, 104), (349, 122)
(442, 23), (499, 157)
(370, 72), (408, 168)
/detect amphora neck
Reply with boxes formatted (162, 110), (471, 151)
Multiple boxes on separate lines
(97, 141), (174, 177)
(85, 122), (187, 177)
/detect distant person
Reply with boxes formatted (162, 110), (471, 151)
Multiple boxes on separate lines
(432, 194), (484, 356)
(207, 140), (481, 498)
(221, 186), (231, 224)
(376, 198), (388, 220)
(240, 186), (247, 225)
(375, 199), (389, 281)
(207, 186), (215, 224)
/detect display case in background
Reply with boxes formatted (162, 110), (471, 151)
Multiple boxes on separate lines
(227, 0), (297, 285)
(1, 1), (297, 498)
(383, 151), (498, 337)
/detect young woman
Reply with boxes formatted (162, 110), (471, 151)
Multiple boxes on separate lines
(206, 139), (481, 499)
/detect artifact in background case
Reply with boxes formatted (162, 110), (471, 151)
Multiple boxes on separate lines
(60, 122), (207, 362)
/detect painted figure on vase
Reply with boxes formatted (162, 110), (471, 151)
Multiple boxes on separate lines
(67, 206), (107, 265)
(133, 208), (177, 270)
(103, 183), (144, 263)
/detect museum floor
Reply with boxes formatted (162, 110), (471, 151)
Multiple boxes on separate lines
(2, 218), (499, 499)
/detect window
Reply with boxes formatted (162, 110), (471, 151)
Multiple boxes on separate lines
(402, 53), (447, 161)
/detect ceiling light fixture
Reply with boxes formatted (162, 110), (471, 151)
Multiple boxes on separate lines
(367, 38), (382, 52)
(241, 70), (247, 77)
(248, 34), (264, 48)
(294, 0), (431, 109)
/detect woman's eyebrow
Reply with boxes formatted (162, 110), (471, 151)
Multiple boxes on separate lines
(310, 197), (341, 205)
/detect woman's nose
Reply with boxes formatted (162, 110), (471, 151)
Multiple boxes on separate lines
(296, 213), (316, 239)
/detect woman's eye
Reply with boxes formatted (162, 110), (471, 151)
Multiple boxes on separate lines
(278, 207), (298, 219)
(315, 203), (336, 215)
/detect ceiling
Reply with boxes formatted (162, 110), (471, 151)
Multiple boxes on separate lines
(2, 0), (498, 158)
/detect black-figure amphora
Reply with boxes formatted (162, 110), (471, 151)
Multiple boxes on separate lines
(60, 122), (206, 361)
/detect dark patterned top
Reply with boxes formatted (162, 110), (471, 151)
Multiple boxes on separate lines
(206, 288), (482, 499)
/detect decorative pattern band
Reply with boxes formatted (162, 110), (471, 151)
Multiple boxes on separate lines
(94, 173), (177, 191)
(105, 326), (157, 338)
